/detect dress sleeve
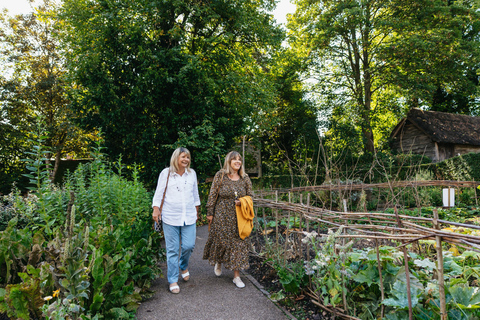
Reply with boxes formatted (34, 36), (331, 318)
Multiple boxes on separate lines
(206, 170), (223, 217)
(244, 174), (253, 197)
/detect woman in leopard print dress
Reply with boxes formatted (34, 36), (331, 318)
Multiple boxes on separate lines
(203, 151), (253, 288)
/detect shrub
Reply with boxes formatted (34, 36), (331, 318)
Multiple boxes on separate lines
(0, 143), (163, 319)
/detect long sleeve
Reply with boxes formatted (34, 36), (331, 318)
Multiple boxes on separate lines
(244, 174), (253, 198)
(206, 170), (224, 217)
(192, 170), (201, 206)
(152, 168), (169, 208)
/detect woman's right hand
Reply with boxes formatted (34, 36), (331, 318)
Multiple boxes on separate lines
(152, 206), (161, 222)
(206, 215), (213, 222)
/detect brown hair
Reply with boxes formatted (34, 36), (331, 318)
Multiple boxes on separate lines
(223, 151), (245, 177)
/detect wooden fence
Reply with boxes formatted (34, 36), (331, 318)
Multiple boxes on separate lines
(252, 181), (480, 320)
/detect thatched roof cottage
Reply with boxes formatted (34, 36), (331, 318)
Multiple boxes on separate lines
(390, 108), (480, 162)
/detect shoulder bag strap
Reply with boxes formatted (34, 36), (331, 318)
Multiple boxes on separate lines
(159, 170), (170, 213)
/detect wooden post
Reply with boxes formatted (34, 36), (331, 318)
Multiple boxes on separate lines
(341, 201), (348, 314)
(254, 206), (260, 248)
(395, 207), (413, 320)
(433, 209), (447, 320)
(284, 192), (292, 266)
(306, 193), (311, 260)
(275, 190), (279, 247)
(375, 239), (385, 318)
(262, 206), (267, 241)
(298, 194), (304, 259)
(474, 180), (478, 207)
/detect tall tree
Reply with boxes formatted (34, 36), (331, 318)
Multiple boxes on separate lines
(59, 0), (282, 184)
(0, 0), (92, 189)
(255, 47), (319, 178)
(289, 0), (480, 154)
(385, 0), (480, 114)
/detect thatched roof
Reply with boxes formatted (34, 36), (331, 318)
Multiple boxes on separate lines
(391, 108), (480, 146)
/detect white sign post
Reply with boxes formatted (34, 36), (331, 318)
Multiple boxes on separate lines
(442, 188), (455, 207)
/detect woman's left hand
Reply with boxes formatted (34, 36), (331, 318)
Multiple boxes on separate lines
(235, 199), (241, 206)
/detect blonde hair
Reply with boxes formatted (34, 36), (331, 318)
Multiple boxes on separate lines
(223, 151), (245, 177)
(170, 147), (191, 173)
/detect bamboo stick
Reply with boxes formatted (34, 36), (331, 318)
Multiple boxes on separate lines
(474, 180), (478, 207)
(395, 207), (413, 320)
(403, 222), (480, 243)
(433, 209), (447, 320)
(284, 192), (291, 266)
(275, 190), (279, 247)
(306, 193), (311, 260)
(375, 238), (385, 318)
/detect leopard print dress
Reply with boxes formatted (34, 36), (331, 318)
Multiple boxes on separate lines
(203, 170), (253, 270)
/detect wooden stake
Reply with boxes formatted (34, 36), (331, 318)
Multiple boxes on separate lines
(284, 192), (292, 266)
(474, 180), (478, 207)
(375, 238), (385, 318)
(341, 200), (349, 314)
(275, 190), (279, 247)
(306, 193), (311, 260)
(433, 209), (447, 320)
(395, 207), (413, 320)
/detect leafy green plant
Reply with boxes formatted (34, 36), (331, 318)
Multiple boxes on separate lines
(303, 228), (353, 307)
(1, 139), (163, 319)
(0, 265), (47, 320)
(273, 260), (308, 295)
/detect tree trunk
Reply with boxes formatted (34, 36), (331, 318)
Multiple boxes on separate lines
(51, 148), (62, 183)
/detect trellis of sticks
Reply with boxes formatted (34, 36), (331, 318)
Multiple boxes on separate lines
(251, 184), (480, 320)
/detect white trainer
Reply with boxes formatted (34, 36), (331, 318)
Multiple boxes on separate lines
(214, 263), (222, 277)
(233, 277), (245, 288)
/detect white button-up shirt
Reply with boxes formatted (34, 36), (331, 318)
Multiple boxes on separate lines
(152, 167), (201, 226)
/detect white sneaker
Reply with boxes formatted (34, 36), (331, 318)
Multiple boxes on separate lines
(233, 277), (245, 288)
(214, 263), (222, 277)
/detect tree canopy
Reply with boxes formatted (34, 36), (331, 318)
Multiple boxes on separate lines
(0, 0), (93, 192)
(288, 0), (480, 155)
(58, 0), (283, 184)
(2, 0), (480, 192)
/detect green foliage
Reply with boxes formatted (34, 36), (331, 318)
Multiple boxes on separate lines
(262, 226), (480, 319)
(0, 218), (32, 285)
(2, 265), (47, 320)
(167, 119), (225, 178)
(346, 246), (480, 319)
(273, 260), (308, 295)
(433, 152), (480, 181)
(0, 143), (162, 319)
(288, 0), (480, 154)
(255, 48), (320, 178)
(0, 0), (94, 191)
(385, 0), (480, 113)
(303, 228), (352, 307)
(58, 0), (283, 186)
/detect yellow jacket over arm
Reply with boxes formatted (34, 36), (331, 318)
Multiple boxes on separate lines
(236, 196), (254, 240)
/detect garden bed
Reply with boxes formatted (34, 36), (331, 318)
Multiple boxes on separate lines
(248, 253), (332, 320)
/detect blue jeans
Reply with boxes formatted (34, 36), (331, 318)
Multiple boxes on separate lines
(162, 221), (196, 284)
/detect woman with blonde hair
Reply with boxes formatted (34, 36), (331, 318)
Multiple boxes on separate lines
(152, 147), (201, 294)
(203, 151), (253, 288)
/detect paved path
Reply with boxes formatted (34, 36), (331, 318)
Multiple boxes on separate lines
(136, 225), (291, 320)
